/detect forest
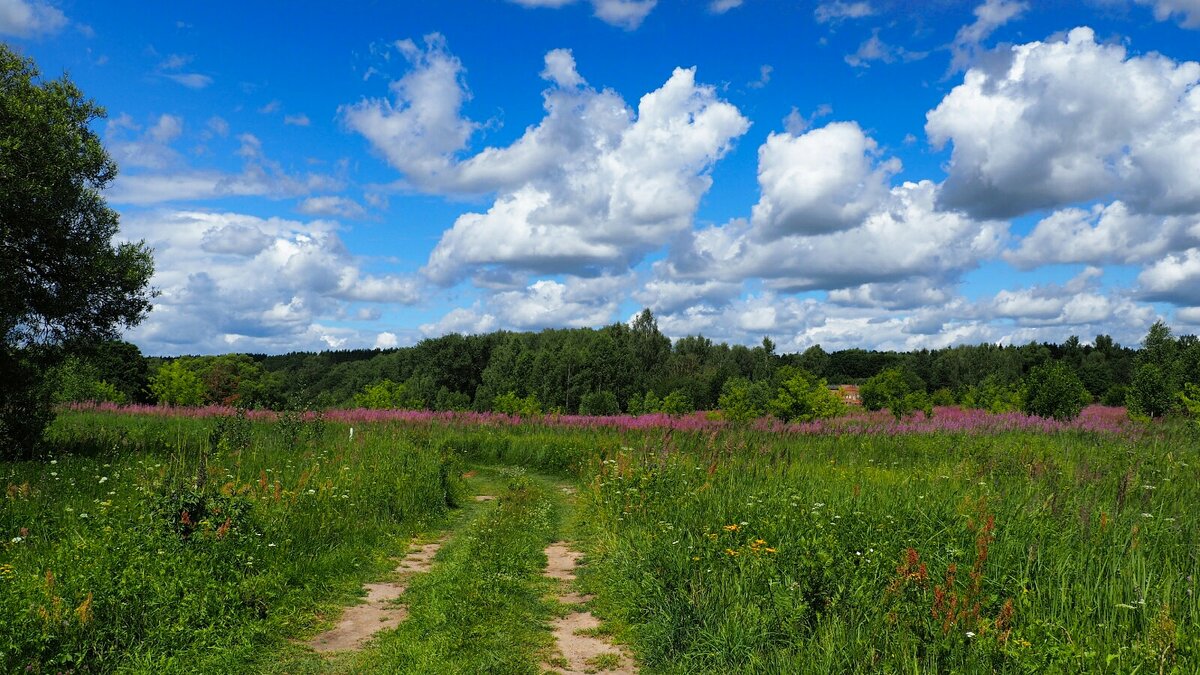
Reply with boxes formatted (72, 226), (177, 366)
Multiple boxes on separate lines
(47, 310), (1200, 423)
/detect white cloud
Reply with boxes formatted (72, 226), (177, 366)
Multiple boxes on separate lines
(494, 276), (623, 329)
(709, 0), (743, 13)
(506, 0), (655, 29)
(1006, 201), (1200, 268)
(157, 53), (212, 89)
(949, 0), (1028, 73)
(750, 122), (900, 236)
(928, 26), (1200, 219)
(105, 113), (184, 170)
(814, 1), (874, 23)
(374, 331), (400, 349)
(110, 133), (343, 205)
(845, 29), (927, 68)
(748, 64), (772, 89)
(661, 177), (1007, 309)
(0, 0), (66, 38)
(414, 51), (748, 284)
(284, 113), (311, 127)
(118, 211), (421, 354)
(341, 34), (480, 192)
(1135, 0), (1200, 28)
(420, 307), (499, 336)
(1139, 248), (1200, 304)
(297, 196), (367, 219)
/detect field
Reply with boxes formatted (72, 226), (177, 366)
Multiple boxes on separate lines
(2, 407), (1197, 673)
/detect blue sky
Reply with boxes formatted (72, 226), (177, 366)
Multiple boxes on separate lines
(5, 0), (1200, 355)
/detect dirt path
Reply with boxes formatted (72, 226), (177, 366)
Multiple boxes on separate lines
(541, 541), (636, 674)
(308, 538), (446, 653)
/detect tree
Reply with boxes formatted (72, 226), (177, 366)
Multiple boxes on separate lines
(1127, 322), (1181, 418)
(1, 46), (155, 454)
(861, 368), (929, 420)
(717, 377), (771, 423)
(768, 366), (844, 423)
(579, 390), (619, 416)
(1021, 361), (1088, 421)
(149, 361), (205, 407)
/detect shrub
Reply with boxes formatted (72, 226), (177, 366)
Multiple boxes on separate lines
(1021, 361), (1088, 421)
(149, 361), (205, 407)
(717, 377), (771, 423)
(768, 366), (844, 422)
(1127, 363), (1175, 419)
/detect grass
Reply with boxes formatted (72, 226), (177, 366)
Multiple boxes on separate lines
(0, 411), (465, 672)
(2, 409), (1198, 673)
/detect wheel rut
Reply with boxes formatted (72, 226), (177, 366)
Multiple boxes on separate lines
(308, 537), (446, 653)
(541, 541), (636, 674)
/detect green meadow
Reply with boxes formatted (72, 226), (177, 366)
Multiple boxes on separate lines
(2, 410), (1197, 673)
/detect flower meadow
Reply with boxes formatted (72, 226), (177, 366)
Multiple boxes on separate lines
(2, 406), (1197, 672)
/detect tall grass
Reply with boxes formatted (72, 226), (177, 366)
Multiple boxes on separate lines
(1, 411), (464, 672)
(4, 409), (1196, 672)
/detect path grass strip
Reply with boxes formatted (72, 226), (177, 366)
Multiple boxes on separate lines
(336, 467), (562, 674)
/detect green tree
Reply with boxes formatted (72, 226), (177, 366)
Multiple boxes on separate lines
(579, 390), (619, 416)
(1, 46), (155, 454)
(353, 379), (423, 409)
(861, 368), (929, 420)
(1127, 322), (1181, 418)
(46, 355), (126, 404)
(1021, 361), (1088, 421)
(149, 361), (205, 407)
(717, 377), (771, 423)
(660, 389), (692, 416)
(768, 366), (844, 423)
(1127, 363), (1175, 419)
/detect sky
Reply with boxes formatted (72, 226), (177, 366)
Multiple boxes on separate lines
(4, 0), (1200, 356)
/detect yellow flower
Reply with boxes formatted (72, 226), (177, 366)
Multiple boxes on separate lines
(724, 548), (739, 556)
(723, 524), (740, 532)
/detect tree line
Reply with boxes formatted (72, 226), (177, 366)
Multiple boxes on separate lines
(50, 310), (1200, 423)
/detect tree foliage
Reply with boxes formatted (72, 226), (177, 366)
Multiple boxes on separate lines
(1021, 361), (1088, 421)
(1, 46), (155, 454)
(767, 366), (844, 423)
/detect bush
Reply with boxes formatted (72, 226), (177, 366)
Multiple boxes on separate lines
(149, 361), (205, 407)
(1021, 361), (1088, 421)
(492, 391), (542, 416)
(661, 390), (693, 416)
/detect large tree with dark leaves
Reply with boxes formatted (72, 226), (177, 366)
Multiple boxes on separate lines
(1, 45), (154, 455)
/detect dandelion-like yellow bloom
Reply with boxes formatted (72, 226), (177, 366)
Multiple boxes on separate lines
(723, 524), (739, 532)
(724, 548), (739, 556)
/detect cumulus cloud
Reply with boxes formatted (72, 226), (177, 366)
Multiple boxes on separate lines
(928, 26), (1200, 219)
(1006, 201), (1200, 268)
(948, 0), (1028, 73)
(666, 178), (1006, 294)
(1135, 0), (1200, 28)
(0, 0), (66, 38)
(1139, 248), (1200, 304)
(394, 46), (749, 284)
(985, 267), (1156, 329)
(750, 122), (901, 237)
(341, 34), (480, 192)
(709, 0), (744, 13)
(118, 211), (421, 354)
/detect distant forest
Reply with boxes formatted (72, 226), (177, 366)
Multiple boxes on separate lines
(49, 310), (1200, 420)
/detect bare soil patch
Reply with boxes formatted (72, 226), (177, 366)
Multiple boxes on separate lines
(308, 537), (445, 653)
(541, 541), (636, 674)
